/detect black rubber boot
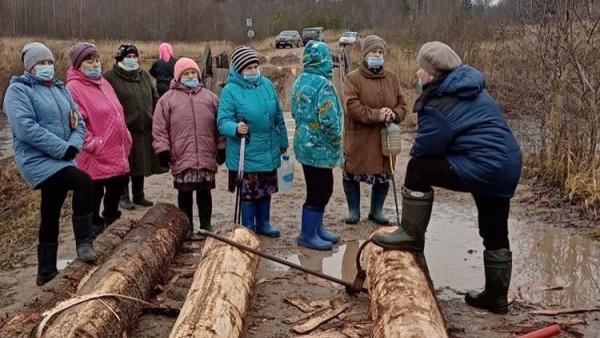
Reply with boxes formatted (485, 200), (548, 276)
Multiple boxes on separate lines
(465, 249), (512, 314)
(132, 176), (153, 207)
(197, 191), (213, 232)
(371, 186), (434, 251)
(36, 243), (59, 286)
(368, 182), (390, 225)
(72, 213), (97, 263)
(342, 179), (360, 224)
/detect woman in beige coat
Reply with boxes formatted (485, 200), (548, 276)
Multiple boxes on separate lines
(342, 35), (408, 225)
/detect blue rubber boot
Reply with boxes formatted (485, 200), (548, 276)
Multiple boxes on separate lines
(240, 202), (257, 232)
(298, 205), (333, 251)
(256, 197), (280, 238)
(318, 216), (340, 244)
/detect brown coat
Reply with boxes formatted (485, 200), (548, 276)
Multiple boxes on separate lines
(343, 64), (408, 175)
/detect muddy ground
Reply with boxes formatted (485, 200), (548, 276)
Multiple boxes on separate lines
(1, 45), (599, 337)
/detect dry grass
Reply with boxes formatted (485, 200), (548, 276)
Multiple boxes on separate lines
(0, 163), (39, 270)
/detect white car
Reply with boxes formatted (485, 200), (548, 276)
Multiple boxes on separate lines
(339, 32), (359, 47)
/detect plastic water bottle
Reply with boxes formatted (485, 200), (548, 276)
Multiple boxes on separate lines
(278, 154), (294, 193)
(381, 123), (402, 156)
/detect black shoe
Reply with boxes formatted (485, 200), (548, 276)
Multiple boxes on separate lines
(119, 197), (136, 210)
(465, 249), (512, 314)
(72, 213), (97, 263)
(133, 197), (154, 207)
(36, 243), (59, 286)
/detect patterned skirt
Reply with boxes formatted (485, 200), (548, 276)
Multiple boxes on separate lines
(343, 171), (392, 185)
(228, 170), (278, 201)
(173, 168), (216, 192)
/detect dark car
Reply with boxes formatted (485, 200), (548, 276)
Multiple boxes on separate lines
(302, 27), (325, 45)
(275, 30), (302, 49)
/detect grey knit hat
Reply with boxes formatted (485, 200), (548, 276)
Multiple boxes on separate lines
(231, 45), (259, 73)
(416, 41), (462, 76)
(21, 42), (55, 72)
(361, 35), (385, 57)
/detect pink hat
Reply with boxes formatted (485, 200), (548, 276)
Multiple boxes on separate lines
(174, 57), (200, 81)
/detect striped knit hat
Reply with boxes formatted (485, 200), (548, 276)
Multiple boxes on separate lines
(231, 45), (259, 73)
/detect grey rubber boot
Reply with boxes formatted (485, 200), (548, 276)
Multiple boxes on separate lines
(368, 182), (390, 225)
(371, 186), (433, 251)
(343, 180), (360, 224)
(72, 213), (97, 263)
(465, 249), (512, 314)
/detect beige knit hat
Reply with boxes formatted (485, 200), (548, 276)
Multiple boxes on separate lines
(416, 41), (462, 76)
(361, 35), (385, 57)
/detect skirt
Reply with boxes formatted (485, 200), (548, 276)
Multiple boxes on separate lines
(173, 168), (216, 192)
(343, 171), (392, 185)
(228, 170), (278, 201)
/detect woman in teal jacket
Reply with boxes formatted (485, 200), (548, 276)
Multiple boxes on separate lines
(217, 46), (288, 237)
(3, 42), (97, 286)
(290, 41), (343, 250)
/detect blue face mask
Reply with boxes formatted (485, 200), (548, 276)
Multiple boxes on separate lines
(181, 77), (199, 88)
(34, 64), (55, 81)
(84, 67), (102, 80)
(367, 56), (384, 68)
(243, 69), (261, 83)
(121, 57), (139, 71)
(417, 78), (423, 91)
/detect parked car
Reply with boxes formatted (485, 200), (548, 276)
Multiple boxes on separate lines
(275, 30), (302, 49)
(302, 27), (325, 45)
(339, 31), (359, 47)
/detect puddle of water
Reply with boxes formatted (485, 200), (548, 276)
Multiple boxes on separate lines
(262, 198), (600, 309)
(264, 241), (363, 284)
(57, 259), (74, 270)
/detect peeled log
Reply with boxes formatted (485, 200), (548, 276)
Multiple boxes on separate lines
(364, 236), (448, 338)
(169, 227), (260, 338)
(41, 203), (188, 338)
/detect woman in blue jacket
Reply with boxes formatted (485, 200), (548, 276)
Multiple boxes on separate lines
(217, 46), (288, 237)
(290, 41), (343, 250)
(3, 42), (97, 286)
(372, 42), (522, 315)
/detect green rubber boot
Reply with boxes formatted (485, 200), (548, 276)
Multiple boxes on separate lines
(465, 249), (512, 314)
(371, 186), (433, 252)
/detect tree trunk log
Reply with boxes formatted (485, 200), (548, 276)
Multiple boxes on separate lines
(40, 203), (188, 338)
(364, 237), (448, 338)
(169, 228), (260, 338)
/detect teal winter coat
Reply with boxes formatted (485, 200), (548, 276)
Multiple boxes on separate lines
(3, 73), (86, 188)
(291, 41), (343, 168)
(217, 68), (288, 172)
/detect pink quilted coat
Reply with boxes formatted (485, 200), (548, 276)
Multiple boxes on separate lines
(66, 68), (132, 180)
(152, 81), (224, 176)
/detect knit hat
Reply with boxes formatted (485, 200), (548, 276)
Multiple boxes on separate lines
(174, 57), (201, 81)
(159, 42), (173, 62)
(21, 42), (54, 72)
(416, 41), (462, 76)
(114, 43), (139, 62)
(231, 46), (259, 73)
(68, 42), (98, 69)
(361, 35), (385, 57)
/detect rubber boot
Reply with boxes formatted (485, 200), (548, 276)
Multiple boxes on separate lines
(256, 197), (280, 238)
(72, 213), (97, 263)
(465, 249), (512, 314)
(197, 191), (213, 232)
(102, 210), (122, 227)
(241, 202), (257, 232)
(92, 215), (106, 237)
(36, 243), (59, 286)
(342, 180), (360, 224)
(371, 186), (433, 252)
(368, 182), (390, 225)
(298, 205), (333, 250)
(132, 176), (153, 207)
(317, 211), (340, 244)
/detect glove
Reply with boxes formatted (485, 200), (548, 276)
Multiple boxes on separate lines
(62, 146), (79, 160)
(157, 151), (171, 168)
(216, 149), (226, 165)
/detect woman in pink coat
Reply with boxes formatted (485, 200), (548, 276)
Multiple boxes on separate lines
(153, 57), (225, 237)
(66, 42), (132, 235)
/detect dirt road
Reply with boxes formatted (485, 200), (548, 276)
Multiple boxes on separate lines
(1, 44), (598, 338)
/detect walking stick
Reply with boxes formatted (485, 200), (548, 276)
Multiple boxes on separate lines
(233, 134), (246, 225)
(386, 124), (401, 226)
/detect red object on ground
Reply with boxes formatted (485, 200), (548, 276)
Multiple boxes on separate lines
(517, 325), (561, 338)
